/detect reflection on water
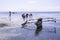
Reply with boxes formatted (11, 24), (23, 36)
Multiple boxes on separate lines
(35, 25), (42, 36)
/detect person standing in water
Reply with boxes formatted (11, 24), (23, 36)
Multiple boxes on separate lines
(9, 11), (11, 17)
(22, 13), (25, 21)
(9, 11), (11, 21)
(35, 18), (42, 36)
(9, 11), (12, 26)
(26, 13), (29, 21)
(29, 13), (33, 20)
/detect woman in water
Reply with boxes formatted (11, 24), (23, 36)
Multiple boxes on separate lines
(22, 13), (25, 21)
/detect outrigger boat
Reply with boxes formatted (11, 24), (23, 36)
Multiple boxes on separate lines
(21, 17), (56, 33)
(21, 17), (56, 27)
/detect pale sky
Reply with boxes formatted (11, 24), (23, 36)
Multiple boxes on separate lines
(0, 0), (60, 11)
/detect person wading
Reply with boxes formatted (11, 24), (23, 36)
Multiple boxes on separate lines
(35, 18), (42, 36)
(26, 13), (29, 21)
(9, 11), (11, 21)
(22, 13), (25, 21)
(29, 13), (33, 20)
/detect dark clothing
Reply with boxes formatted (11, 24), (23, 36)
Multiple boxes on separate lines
(35, 18), (42, 36)
(22, 14), (25, 18)
(29, 14), (32, 17)
(35, 21), (42, 26)
(22, 14), (25, 20)
(9, 11), (11, 16)
(26, 14), (28, 18)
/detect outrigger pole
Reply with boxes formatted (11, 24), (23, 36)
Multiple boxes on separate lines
(27, 18), (56, 23)
(21, 18), (56, 27)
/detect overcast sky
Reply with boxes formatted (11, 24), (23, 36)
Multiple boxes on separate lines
(0, 0), (60, 11)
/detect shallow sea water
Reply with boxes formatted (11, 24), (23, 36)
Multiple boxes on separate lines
(0, 12), (60, 40)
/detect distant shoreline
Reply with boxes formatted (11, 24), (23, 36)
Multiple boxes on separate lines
(0, 11), (60, 14)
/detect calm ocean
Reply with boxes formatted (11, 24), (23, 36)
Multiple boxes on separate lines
(0, 12), (60, 40)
